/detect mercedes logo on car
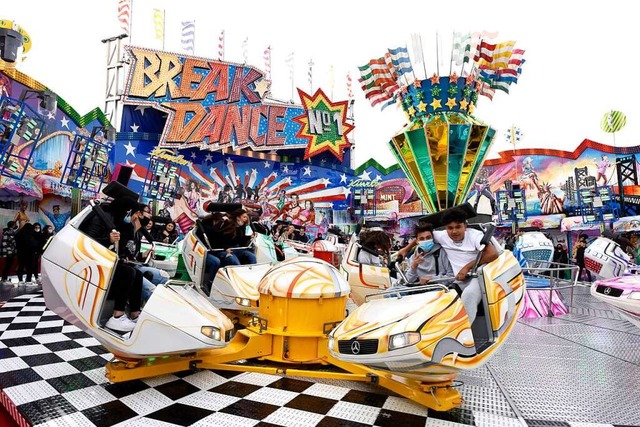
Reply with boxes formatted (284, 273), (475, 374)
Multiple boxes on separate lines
(351, 341), (360, 355)
(604, 287), (612, 295)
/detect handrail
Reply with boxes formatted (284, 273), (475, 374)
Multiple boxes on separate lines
(520, 260), (579, 313)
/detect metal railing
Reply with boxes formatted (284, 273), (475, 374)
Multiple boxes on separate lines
(521, 260), (580, 314)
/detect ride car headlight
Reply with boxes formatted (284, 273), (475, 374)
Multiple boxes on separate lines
(629, 292), (640, 300)
(201, 326), (221, 341)
(235, 297), (251, 307)
(328, 336), (335, 350)
(388, 332), (421, 350)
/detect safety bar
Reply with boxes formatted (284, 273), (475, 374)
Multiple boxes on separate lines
(365, 283), (449, 302)
(521, 260), (580, 314)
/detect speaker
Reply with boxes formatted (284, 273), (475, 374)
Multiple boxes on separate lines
(113, 164), (133, 186)
(39, 91), (57, 112)
(0, 28), (22, 63)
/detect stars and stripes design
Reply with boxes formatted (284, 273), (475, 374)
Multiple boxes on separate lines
(358, 46), (416, 111)
(117, 0), (131, 35)
(181, 20), (195, 54)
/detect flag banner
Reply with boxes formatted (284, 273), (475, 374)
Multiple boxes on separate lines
(263, 45), (271, 80)
(242, 37), (248, 64)
(181, 20), (195, 54)
(153, 9), (164, 41)
(217, 29), (225, 60)
(118, 0), (131, 35)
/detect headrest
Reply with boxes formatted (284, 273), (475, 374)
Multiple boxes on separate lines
(204, 202), (243, 213)
(102, 181), (139, 202)
(419, 203), (476, 229)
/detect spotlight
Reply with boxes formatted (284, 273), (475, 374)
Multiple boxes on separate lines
(0, 28), (22, 63)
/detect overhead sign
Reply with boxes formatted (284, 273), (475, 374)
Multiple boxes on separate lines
(124, 47), (309, 151)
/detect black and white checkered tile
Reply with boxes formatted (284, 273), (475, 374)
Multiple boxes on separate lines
(0, 293), (627, 427)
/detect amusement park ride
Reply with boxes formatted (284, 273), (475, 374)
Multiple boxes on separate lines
(37, 38), (532, 409)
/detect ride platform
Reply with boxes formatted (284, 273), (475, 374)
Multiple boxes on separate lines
(0, 286), (638, 427)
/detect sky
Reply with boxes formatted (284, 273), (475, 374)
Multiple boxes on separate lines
(3, 0), (639, 168)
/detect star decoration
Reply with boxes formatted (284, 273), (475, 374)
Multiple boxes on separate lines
(123, 142), (136, 156)
(414, 79), (422, 88)
(303, 166), (312, 176)
(462, 86), (472, 98)
(430, 86), (441, 98)
(459, 99), (469, 110)
(468, 103), (475, 114)
(447, 85), (458, 97)
(340, 173), (347, 183)
(358, 170), (371, 181)
(446, 98), (457, 109)
(135, 105), (149, 116)
(375, 175), (382, 181)
(60, 117), (69, 129)
(415, 91), (425, 102)
(204, 153), (213, 162)
(471, 92), (479, 103)
(417, 101), (427, 112)
(449, 73), (458, 83)
(293, 88), (354, 162)
(254, 78), (271, 98)
(407, 106), (416, 116)
(466, 74), (475, 85)
(46, 111), (55, 120)
(429, 99), (442, 109)
(190, 152), (197, 159)
(282, 165), (289, 173)
(130, 123), (139, 132)
(401, 86), (408, 95)
(429, 74), (440, 84)
(263, 161), (271, 168)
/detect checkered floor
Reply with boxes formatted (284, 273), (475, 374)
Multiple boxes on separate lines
(0, 291), (637, 427)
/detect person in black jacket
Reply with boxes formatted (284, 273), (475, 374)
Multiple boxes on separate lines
(213, 209), (256, 265)
(78, 197), (143, 332)
(15, 223), (39, 284)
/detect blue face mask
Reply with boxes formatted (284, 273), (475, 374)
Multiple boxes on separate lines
(123, 214), (131, 224)
(417, 240), (435, 253)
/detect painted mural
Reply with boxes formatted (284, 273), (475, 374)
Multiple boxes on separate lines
(0, 69), (111, 230)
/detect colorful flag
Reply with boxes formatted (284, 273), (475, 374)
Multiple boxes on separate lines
(242, 37), (248, 64)
(473, 41), (496, 63)
(452, 32), (472, 66)
(346, 71), (353, 99)
(181, 21), (195, 54)
(217, 30), (225, 61)
(153, 9), (164, 41)
(117, 0), (131, 35)
(308, 59), (314, 91)
(263, 45), (271, 80)
(387, 46), (413, 79)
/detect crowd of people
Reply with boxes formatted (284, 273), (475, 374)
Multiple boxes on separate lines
(0, 219), (55, 285)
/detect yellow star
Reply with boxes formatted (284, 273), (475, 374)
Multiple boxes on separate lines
(429, 98), (442, 109)
(254, 78), (271, 98)
(446, 97), (457, 109)
(468, 103), (475, 114)
(459, 99), (469, 110)
(417, 101), (427, 112)
(407, 106), (416, 116)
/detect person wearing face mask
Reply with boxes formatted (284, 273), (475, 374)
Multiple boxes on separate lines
(404, 224), (453, 284)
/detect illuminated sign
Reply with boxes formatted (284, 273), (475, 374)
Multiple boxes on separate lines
(348, 178), (382, 188)
(124, 47), (308, 151)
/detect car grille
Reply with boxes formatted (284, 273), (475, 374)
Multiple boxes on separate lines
(338, 339), (378, 355)
(595, 284), (623, 297)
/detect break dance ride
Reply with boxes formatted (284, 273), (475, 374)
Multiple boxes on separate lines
(40, 37), (528, 410)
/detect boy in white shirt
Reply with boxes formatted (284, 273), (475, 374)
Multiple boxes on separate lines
(433, 208), (499, 324)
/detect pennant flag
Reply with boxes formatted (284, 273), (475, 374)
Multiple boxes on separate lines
(242, 37), (248, 64)
(285, 52), (295, 78)
(181, 20), (195, 54)
(118, 0), (131, 35)
(308, 59), (314, 91)
(410, 33), (424, 65)
(217, 30), (225, 61)
(263, 45), (271, 80)
(346, 71), (353, 99)
(153, 9), (164, 41)
(387, 46), (413, 80)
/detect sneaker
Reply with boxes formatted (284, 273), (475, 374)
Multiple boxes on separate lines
(105, 315), (136, 332)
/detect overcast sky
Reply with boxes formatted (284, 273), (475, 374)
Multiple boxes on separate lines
(3, 0), (639, 167)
